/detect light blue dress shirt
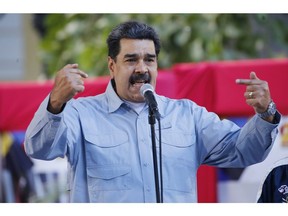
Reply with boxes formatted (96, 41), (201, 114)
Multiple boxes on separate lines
(24, 81), (280, 203)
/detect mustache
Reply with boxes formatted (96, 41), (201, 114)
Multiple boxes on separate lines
(129, 73), (151, 85)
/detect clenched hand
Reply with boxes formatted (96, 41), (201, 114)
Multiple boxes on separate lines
(48, 64), (88, 114)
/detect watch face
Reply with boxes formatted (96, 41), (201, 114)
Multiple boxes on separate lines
(269, 102), (277, 115)
(258, 101), (276, 118)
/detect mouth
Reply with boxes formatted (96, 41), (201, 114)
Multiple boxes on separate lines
(131, 80), (148, 87)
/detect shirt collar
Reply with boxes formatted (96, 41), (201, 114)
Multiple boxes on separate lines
(105, 80), (125, 113)
(105, 80), (166, 118)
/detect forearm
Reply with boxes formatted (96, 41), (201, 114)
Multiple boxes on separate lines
(236, 113), (280, 164)
(24, 95), (67, 160)
(200, 112), (280, 167)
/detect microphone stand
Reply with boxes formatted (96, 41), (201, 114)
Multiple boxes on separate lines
(148, 107), (162, 203)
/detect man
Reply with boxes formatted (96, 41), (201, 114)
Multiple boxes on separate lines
(24, 21), (281, 203)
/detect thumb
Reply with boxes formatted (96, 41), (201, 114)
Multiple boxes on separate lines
(64, 63), (79, 69)
(250, 71), (259, 80)
(71, 63), (79, 68)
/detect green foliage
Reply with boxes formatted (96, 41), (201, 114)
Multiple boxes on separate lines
(38, 14), (288, 78)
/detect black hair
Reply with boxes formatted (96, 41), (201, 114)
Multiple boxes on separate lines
(106, 21), (161, 61)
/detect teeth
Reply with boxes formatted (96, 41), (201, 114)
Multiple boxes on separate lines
(132, 82), (144, 87)
(130, 80), (148, 85)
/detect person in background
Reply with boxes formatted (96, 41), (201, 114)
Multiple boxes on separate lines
(24, 21), (281, 203)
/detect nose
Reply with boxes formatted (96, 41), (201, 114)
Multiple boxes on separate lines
(135, 60), (148, 73)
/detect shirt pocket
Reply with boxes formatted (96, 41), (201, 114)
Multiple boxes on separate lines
(84, 131), (130, 166)
(156, 128), (196, 161)
(155, 128), (197, 193)
(87, 165), (131, 191)
(83, 131), (132, 192)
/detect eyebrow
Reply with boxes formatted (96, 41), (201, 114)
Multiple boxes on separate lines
(124, 53), (156, 59)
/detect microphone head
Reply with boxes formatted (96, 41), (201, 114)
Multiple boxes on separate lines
(140, 83), (154, 96)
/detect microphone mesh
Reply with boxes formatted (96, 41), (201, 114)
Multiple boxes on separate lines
(140, 83), (154, 96)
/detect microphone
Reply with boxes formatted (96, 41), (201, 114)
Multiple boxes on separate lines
(140, 84), (161, 120)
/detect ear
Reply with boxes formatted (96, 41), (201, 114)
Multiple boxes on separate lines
(108, 56), (115, 79)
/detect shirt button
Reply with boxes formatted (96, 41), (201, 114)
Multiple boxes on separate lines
(146, 187), (151, 192)
(144, 162), (148, 167)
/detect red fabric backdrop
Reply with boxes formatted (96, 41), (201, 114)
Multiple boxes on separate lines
(173, 58), (288, 116)
(2, 58), (287, 203)
(0, 71), (176, 131)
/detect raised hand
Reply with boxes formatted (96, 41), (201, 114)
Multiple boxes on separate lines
(48, 64), (88, 114)
(236, 71), (272, 114)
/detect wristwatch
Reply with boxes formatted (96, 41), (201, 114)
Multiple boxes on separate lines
(257, 101), (277, 118)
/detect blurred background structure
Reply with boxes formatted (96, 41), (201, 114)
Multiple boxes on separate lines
(0, 14), (42, 80)
(1, 14), (288, 80)
(1, 14), (288, 203)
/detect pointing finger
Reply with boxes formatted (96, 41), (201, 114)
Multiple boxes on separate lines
(236, 71), (261, 85)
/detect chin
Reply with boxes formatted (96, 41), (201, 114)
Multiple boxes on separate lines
(131, 95), (145, 103)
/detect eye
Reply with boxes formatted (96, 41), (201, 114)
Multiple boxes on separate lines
(145, 58), (155, 63)
(126, 58), (136, 62)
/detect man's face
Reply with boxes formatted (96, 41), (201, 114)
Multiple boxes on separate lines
(108, 38), (158, 102)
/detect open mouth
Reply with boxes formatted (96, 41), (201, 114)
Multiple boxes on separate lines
(131, 80), (148, 86)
